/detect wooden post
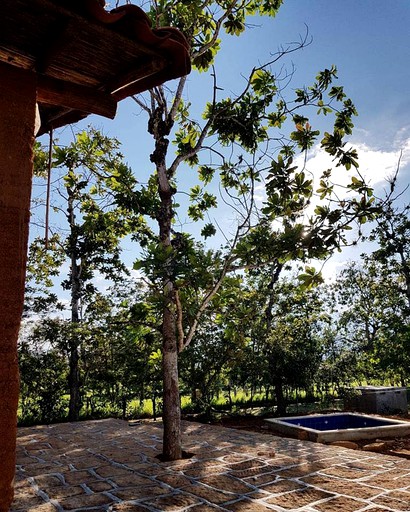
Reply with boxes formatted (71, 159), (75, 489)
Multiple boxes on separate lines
(0, 62), (36, 511)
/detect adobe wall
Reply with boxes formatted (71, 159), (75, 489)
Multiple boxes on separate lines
(0, 63), (36, 511)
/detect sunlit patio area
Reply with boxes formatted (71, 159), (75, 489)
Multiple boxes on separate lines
(12, 418), (410, 511)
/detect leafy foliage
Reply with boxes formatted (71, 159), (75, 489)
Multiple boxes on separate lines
(28, 129), (139, 420)
(23, 0), (387, 459)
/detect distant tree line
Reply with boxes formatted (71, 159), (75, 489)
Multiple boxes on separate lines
(20, 148), (410, 425)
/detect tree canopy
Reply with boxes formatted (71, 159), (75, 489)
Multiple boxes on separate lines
(26, 0), (382, 460)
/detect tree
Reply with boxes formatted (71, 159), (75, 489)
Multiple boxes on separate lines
(237, 273), (326, 414)
(82, 281), (162, 420)
(333, 259), (409, 385)
(370, 197), (410, 310)
(18, 337), (67, 425)
(30, 129), (136, 420)
(314, 292), (359, 400)
(367, 198), (410, 384)
(112, 0), (375, 460)
(179, 275), (243, 416)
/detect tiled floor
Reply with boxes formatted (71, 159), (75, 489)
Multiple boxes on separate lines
(12, 418), (410, 511)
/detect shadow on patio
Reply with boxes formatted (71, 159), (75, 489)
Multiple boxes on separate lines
(12, 418), (410, 511)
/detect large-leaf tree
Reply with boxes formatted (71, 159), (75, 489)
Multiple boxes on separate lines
(334, 194), (410, 385)
(334, 258), (410, 385)
(113, 0), (375, 460)
(29, 129), (137, 420)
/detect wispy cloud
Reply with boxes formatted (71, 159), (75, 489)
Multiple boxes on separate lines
(248, 134), (410, 218)
(294, 139), (408, 190)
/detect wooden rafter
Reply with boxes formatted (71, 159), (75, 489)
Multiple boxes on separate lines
(0, 0), (191, 134)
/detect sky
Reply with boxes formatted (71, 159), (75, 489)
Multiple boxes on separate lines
(36, 0), (410, 282)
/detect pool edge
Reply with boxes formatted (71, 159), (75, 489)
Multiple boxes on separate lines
(264, 413), (410, 443)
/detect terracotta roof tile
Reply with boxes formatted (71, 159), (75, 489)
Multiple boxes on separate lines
(0, 0), (191, 134)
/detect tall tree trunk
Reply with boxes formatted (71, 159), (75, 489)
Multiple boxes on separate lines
(274, 378), (287, 416)
(152, 392), (157, 421)
(68, 193), (82, 421)
(162, 295), (182, 460)
(159, 177), (182, 460)
(122, 395), (127, 419)
(0, 63), (36, 511)
(68, 344), (81, 421)
(150, 100), (182, 460)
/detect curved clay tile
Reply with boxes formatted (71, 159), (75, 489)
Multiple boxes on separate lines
(33, 0), (191, 132)
(58, 0), (190, 67)
(99, 2), (191, 85)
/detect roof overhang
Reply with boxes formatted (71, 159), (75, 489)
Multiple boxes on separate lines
(0, 0), (191, 135)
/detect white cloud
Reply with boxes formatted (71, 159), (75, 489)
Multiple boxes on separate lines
(294, 139), (407, 190)
(128, 267), (143, 280)
(275, 134), (410, 281)
(393, 126), (410, 156)
(319, 258), (347, 283)
(354, 142), (409, 186)
(287, 133), (410, 217)
(249, 133), (410, 239)
(254, 184), (267, 202)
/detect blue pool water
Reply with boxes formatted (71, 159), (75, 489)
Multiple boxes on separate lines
(284, 413), (395, 431)
(266, 412), (410, 442)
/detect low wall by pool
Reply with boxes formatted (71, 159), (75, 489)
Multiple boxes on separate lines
(346, 386), (408, 414)
(265, 413), (410, 443)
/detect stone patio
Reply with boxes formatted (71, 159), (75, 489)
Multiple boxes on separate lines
(12, 418), (410, 511)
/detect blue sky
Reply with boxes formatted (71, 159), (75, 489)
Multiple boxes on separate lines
(37, 0), (410, 280)
(60, 0), (410, 164)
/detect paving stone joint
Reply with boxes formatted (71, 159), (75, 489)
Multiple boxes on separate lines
(11, 418), (410, 511)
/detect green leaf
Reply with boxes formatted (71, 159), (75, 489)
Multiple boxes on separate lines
(223, 14), (245, 36)
(189, 185), (201, 200)
(198, 166), (215, 184)
(201, 223), (217, 238)
(297, 267), (323, 290)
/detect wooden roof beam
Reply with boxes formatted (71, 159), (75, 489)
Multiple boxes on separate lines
(37, 75), (117, 119)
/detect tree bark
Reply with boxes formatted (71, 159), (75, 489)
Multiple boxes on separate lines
(0, 63), (36, 512)
(162, 296), (182, 460)
(274, 379), (287, 416)
(149, 100), (182, 460)
(159, 202), (183, 460)
(68, 345), (81, 421)
(68, 193), (82, 421)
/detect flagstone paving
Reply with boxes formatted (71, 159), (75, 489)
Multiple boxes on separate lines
(11, 418), (410, 511)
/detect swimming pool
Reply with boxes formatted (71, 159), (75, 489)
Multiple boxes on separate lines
(265, 413), (410, 443)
